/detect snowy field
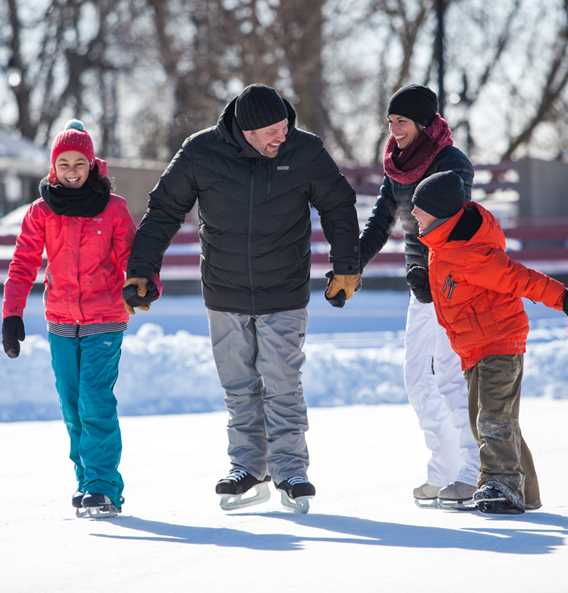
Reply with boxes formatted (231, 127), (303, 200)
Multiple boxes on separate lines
(1, 290), (567, 420)
(1, 400), (567, 593)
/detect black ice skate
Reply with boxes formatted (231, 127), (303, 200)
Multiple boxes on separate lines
(276, 477), (315, 514)
(71, 490), (85, 513)
(473, 483), (524, 515)
(215, 467), (271, 511)
(78, 492), (122, 519)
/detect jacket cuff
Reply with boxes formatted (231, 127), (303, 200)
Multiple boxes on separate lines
(127, 263), (155, 280)
(332, 261), (360, 275)
(3, 305), (24, 319)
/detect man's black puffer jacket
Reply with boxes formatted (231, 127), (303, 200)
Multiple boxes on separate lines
(128, 98), (360, 314)
(359, 146), (473, 272)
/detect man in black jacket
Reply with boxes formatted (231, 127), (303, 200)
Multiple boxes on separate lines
(125, 84), (360, 512)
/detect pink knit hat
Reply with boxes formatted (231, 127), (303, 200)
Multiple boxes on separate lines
(48, 119), (95, 184)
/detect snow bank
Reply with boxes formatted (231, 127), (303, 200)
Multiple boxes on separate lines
(1, 321), (567, 421)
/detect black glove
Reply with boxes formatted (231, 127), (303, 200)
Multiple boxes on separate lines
(2, 316), (25, 358)
(123, 279), (160, 309)
(563, 290), (568, 315)
(406, 265), (432, 304)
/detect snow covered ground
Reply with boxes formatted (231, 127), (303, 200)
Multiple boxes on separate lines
(1, 400), (567, 593)
(1, 290), (567, 591)
(0, 290), (567, 420)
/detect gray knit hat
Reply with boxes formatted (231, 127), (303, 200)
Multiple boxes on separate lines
(235, 84), (288, 131)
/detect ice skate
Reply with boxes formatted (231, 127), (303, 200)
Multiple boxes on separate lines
(413, 482), (440, 508)
(215, 467), (271, 511)
(437, 481), (476, 510)
(473, 483), (524, 515)
(72, 491), (85, 517)
(79, 492), (122, 518)
(276, 477), (315, 514)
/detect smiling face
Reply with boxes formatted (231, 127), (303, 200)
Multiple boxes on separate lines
(242, 119), (288, 158)
(411, 205), (438, 233)
(54, 151), (90, 188)
(387, 114), (421, 149)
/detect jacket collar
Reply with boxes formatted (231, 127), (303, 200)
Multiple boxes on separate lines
(419, 202), (505, 251)
(419, 208), (464, 249)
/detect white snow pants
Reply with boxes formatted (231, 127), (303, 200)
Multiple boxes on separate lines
(404, 295), (479, 487)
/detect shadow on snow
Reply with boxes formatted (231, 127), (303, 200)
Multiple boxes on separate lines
(90, 510), (567, 554)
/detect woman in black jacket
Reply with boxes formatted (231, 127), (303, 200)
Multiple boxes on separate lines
(360, 84), (479, 509)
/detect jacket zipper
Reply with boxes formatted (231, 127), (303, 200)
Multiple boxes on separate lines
(77, 219), (84, 322)
(248, 161), (256, 314)
(266, 161), (273, 200)
(430, 256), (449, 328)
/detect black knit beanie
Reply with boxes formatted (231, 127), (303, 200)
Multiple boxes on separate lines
(235, 84), (288, 131)
(388, 84), (438, 127)
(412, 171), (465, 219)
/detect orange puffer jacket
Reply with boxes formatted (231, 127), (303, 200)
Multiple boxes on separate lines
(419, 202), (565, 370)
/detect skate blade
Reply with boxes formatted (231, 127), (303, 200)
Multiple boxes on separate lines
(78, 505), (121, 519)
(438, 498), (475, 511)
(414, 498), (439, 509)
(219, 482), (271, 511)
(280, 491), (312, 514)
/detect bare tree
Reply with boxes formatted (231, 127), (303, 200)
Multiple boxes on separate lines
(276, 0), (325, 136)
(499, 2), (568, 160)
(1, 0), (140, 153)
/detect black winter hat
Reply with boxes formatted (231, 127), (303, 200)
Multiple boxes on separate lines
(388, 84), (438, 127)
(235, 84), (288, 131)
(412, 171), (465, 219)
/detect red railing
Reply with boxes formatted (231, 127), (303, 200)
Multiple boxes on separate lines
(1, 161), (567, 280)
(1, 221), (567, 280)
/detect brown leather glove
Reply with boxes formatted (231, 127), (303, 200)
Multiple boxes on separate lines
(123, 277), (151, 315)
(325, 272), (361, 305)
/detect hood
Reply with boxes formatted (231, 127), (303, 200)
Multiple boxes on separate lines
(419, 202), (506, 251)
(216, 95), (297, 158)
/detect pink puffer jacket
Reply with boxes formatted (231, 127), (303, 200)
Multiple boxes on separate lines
(3, 195), (135, 325)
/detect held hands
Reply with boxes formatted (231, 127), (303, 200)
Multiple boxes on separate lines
(123, 277), (160, 315)
(325, 271), (362, 308)
(2, 316), (25, 358)
(406, 265), (433, 304)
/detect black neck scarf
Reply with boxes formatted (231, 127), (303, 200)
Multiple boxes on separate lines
(40, 168), (110, 217)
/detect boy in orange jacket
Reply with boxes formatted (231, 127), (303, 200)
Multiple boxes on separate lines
(410, 170), (567, 514)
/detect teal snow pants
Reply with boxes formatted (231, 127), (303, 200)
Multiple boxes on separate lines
(48, 331), (124, 507)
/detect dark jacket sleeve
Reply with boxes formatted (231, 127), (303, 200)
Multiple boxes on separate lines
(127, 139), (199, 278)
(308, 145), (360, 275)
(359, 174), (398, 270)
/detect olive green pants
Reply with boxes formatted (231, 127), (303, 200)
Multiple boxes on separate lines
(465, 354), (541, 510)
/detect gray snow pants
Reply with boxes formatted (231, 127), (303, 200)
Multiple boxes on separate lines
(208, 308), (309, 485)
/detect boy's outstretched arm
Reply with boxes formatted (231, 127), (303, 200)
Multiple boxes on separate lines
(465, 246), (565, 310)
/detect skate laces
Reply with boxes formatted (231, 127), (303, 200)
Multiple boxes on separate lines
(225, 467), (249, 482)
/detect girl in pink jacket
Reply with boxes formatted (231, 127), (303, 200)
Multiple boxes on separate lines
(2, 120), (135, 517)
